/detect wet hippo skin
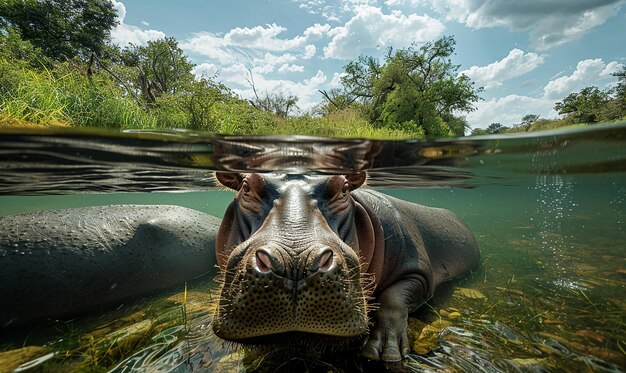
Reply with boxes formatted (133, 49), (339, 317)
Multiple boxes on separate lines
(212, 172), (480, 362)
(0, 205), (220, 327)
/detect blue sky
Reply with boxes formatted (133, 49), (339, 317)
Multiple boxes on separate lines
(110, 0), (626, 129)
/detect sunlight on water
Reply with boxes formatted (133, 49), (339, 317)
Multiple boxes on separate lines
(0, 123), (625, 372)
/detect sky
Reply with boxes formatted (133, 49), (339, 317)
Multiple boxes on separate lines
(109, 0), (626, 129)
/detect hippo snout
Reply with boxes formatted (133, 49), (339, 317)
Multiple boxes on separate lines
(213, 241), (369, 341)
(253, 245), (335, 279)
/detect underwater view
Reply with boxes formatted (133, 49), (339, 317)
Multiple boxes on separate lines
(0, 123), (625, 372)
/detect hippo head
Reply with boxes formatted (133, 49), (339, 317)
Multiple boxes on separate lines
(213, 172), (382, 346)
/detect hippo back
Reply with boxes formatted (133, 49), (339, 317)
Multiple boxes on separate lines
(0, 205), (220, 327)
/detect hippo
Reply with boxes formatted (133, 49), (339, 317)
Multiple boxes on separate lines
(0, 205), (221, 327)
(212, 172), (480, 362)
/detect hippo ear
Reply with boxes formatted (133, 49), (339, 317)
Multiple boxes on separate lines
(346, 172), (367, 190)
(215, 172), (244, 190)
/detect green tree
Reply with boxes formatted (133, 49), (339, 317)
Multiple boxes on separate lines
(470, 122), (509, 136)
(120, 37), (195, 103)
(486, 122), (508, 134)
(554, 87), (609, 123)
(317, 88), (358, 115)
(340, 36), (482, 137)
(521, 114), (539, 126)
(443, 114), (470, 136)
(0, 26), (50, 67)
(470, 128), (488, 136)
(0, 0), (118, 60)
(509, 114), (540, 132)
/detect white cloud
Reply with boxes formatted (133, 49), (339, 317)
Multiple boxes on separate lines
(323, 5), (445, 59)
(181, 22), (331, 67)
(302, 23), (333, 40)
(460, 49), (544, 89)
(322, 11), (341, 22)
(254, 52), (298, 66)
(193, 63), (219, 78)
(330, 72), (346, 87)
(543, 59), (624, 99)
(185, 23), (331, 55)
(428, 0), (626, 50)
(468, 58), (624, 128)
(385, 0), (425, 6)
(193, 63), (253, 86)
(180, 33), (239, 64)
(278, 64), (305, 73)
(294, 0), (327, 14)
(223, 24), (297, 50)
(252, 64), (274, 75)
(340, 0), (378, 12)
(110, 1), (165, 46)
(303, 45), (317, 59)
(468, 94), (556, 128)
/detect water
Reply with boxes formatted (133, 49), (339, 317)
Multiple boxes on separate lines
(0, 123), (625, 372)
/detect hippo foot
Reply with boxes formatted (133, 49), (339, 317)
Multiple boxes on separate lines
(360, 307), (410, 362)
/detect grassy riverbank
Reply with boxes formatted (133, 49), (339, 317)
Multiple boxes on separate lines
(0, 57), (413, 139)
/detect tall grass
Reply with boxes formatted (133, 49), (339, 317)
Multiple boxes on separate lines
(0, 61), (69, 126)
(0, 59), (154, 128)
(0, 57), (419, 139)
(268, 109), (417, 139)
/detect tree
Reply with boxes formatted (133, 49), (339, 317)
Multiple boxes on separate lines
(339, 36), (482, 137)
(484, 122), (509, 134)
(121, 37), (195, 103)
(470, 128), (488, 136)
(0, 26), (50, 67)
(317, 88), (357, 114)
(0, 0), (118, 60)
(470, 122), (509, 136)
(444, 114), (470, 137)
(509, 114), (540, 131)
(554, 87), (609, 123)
(521, 114), (540, 126)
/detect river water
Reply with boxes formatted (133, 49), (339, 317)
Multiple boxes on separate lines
(0, 123), (624, 372)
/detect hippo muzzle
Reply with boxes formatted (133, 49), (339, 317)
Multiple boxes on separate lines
(212, 173), (372, 343)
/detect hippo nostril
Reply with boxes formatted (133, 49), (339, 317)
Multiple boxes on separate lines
(318, 250), (334, 272)
(255, 250), (272, 273)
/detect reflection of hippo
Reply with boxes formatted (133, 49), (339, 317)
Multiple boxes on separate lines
(0, 205), (220, 327)
(213, 173), (480, 362)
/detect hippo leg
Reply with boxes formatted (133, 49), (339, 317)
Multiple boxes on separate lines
(361, 277), (426, 361)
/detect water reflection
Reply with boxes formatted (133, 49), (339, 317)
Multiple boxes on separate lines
(0, 122), (625, 194)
